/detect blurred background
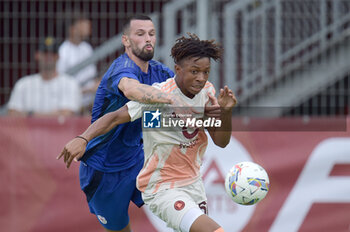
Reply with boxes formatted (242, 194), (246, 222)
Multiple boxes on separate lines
(1, 0), (350, 232)
(1, 0), (350, 116)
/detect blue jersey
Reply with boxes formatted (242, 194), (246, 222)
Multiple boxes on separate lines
(81, 53), (174, 172)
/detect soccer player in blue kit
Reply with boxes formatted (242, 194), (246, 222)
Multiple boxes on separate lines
(58, 15), (177, 232)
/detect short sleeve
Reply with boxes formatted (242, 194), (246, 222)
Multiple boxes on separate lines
(204, 81), (216, 105)
(151, 82), (162, 89)
(106, 67), (140, 97)
(126, 92), (166, 122)
(126, 101), (143, 121)
(7, 79), (25, 111)
(162, 66), (175, 79)
(207, 82), (216, 96)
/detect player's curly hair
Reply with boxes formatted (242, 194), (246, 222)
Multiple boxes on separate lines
(171, 33), (223, 64)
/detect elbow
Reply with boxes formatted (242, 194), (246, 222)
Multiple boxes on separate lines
(105, 110), (123, 128)
(121, 84), (139, 100)
(122, 88), (133, 99)
(214, 139), (230, 148)
(113, 105), (131, 125)
(211, 132), (231, 148)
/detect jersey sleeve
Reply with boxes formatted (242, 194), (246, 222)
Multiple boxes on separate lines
(204, 81), (216, 105)
(107, 66), (140, 97)
(126, 101), (143, 121)
(162, 65), (175, 79)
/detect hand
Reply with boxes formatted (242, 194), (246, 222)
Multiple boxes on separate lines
(56, 137), (87, 168)
(218, 86), (237, 111)
(204, 93), (221, 118)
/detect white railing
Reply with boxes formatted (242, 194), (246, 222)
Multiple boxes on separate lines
(223, 0), (350, 102)
(40, 0), (350, 115)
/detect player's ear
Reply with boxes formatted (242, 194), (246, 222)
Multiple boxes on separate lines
(174, 64), (182, 75)
(122, 35), (130, 47)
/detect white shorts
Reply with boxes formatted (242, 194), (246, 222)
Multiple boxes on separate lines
(142, 179), (208, 232)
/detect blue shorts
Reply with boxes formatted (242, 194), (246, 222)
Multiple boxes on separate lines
(79, 161), (144, 230)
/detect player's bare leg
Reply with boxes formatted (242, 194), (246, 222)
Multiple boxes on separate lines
(189, 214), (224, 232)
(104, 223), (131, 232)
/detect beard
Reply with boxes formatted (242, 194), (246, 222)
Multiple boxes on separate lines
(130, 43), (154, 62)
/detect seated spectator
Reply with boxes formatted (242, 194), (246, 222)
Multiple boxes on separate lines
(7, 36), (81, 117)
(57, 14), (99, 114)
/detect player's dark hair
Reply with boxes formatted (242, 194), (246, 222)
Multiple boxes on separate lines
(122, 14), (153, 34)
(171, 33), (222, 64)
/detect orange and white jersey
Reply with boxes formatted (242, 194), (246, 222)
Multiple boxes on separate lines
(126, 77), (216, 194)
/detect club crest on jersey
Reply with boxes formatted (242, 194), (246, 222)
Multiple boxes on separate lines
(97, 215), (107, 224)
(174, 200), (185, 211)
(143, 109), (161, 128)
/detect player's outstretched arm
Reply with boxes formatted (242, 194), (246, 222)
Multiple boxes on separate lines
(57, 105), (131, 168)
(207, 86), (237, 148)
(119, 77), (173, 104)
(119, 77), (200, 116)
(81, 105), (131, 142)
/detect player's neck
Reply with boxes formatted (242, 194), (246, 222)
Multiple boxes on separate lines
(174, 76), (195, 99)
(126, 51), (149, 73)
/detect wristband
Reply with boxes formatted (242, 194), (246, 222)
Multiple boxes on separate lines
(76, 135), (89, 144)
